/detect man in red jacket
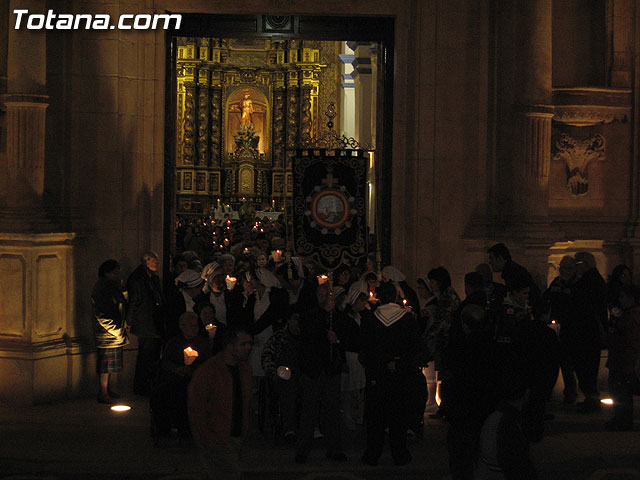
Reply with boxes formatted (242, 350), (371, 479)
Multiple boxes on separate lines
(188, 325), (253, 480)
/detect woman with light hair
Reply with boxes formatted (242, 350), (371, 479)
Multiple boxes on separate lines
(240, 267), (289, 394)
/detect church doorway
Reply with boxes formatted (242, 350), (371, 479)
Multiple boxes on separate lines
(163, 14), (394, 274)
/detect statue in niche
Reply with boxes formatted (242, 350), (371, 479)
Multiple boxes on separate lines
(230, 92), (261, 152)
(240, 94), (254, 126)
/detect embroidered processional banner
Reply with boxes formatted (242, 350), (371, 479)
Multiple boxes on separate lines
(292, 149), (368, 271)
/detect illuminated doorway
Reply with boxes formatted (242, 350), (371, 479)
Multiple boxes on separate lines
(164, 15), (394, 270)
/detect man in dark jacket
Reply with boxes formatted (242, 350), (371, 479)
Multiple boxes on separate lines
(295, 283), (348, 464)
(126, 251), (165, 396)
(568, 251), (607, 413)
(360, 281), (420, 466)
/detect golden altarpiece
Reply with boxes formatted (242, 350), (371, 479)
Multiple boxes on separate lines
(175, 37), (341, 215)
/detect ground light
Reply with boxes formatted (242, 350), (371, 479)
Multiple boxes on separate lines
(111, 405), (132, 412)
(601, 398), (614, 405)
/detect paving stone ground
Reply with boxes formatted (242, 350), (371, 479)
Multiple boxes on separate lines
(0, 385), (639, 480)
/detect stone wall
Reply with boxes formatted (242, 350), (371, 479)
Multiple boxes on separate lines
(0, 0), (638, 403)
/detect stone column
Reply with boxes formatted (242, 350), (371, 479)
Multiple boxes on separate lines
(514, 0), (554, 229)
(0, 2), (77, 405)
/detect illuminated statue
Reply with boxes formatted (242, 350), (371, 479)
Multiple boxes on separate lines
(240, 94), (254, 126)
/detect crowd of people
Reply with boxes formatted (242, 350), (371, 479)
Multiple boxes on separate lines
(90, 216), (640, 480)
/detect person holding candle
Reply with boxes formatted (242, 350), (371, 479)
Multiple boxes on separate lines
(261, 312), (303, 443)
(382, 265), (421, 318)
(201, 262), (243, 329)
(240, 268), (289, 425)
(359, 281), (420, 466)
(195, 303), (226, 356)
(164, 269), (208, 340)
(152, 312), (211, 440)
(295, 283), (349, 464)
(188, 325), (254, 480)
(91, 259), (128, 404)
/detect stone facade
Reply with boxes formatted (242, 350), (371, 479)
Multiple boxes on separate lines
(0, 0), (638, 404)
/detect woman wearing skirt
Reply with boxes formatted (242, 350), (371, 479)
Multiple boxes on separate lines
(92, 259), (128, 403)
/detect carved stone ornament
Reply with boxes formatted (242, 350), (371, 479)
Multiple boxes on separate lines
(552, 134), (605, 196)
(553, 106), (630, 127)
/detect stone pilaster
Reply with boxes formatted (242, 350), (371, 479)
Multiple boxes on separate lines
(518, 106), (554, 220)
(4, 95), (48, 204)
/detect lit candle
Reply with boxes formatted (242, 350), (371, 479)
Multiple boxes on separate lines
(225, 275), (237, 290)
(223, 238), (230, 247)
(271, 250), (283, 262)
(403, 299), (407, 307)
(317, 275), (329, 285)
(183, 346), (199, 365)
(205, 323), (217, 338)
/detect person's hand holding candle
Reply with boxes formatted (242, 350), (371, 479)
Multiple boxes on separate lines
(225, 275), (237, 290)
(183, 346), (199, 365)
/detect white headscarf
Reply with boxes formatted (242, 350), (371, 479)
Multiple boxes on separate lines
(382, 265), (406, 299)
(254, 267), (281, 289)
(175, 269), (204, 289)
(382, 266), (406, 282)
(201, 262), (221, 282)
(291, 257), (305, 278)
(346, 280), (369, 305)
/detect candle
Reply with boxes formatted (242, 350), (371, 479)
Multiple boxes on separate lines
(225, 275), (237, 290)
(183, 346), (199, 365)
(403, 299), (407, 306)
(271, 249), (283, 262)
(277, 365), (292, 380)
(317, 275), (329, 285)
(223, 238), (230, 246)
(205, 323), (217, 338)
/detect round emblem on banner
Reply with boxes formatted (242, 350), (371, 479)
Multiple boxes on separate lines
(305, 185), (356, 235)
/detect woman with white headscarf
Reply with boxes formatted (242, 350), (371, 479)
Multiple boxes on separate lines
(164, 269), (207, 339)
(381, 265), (421, 318)
(340, 281), (369, 430)
(241, 267), (290, 378)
